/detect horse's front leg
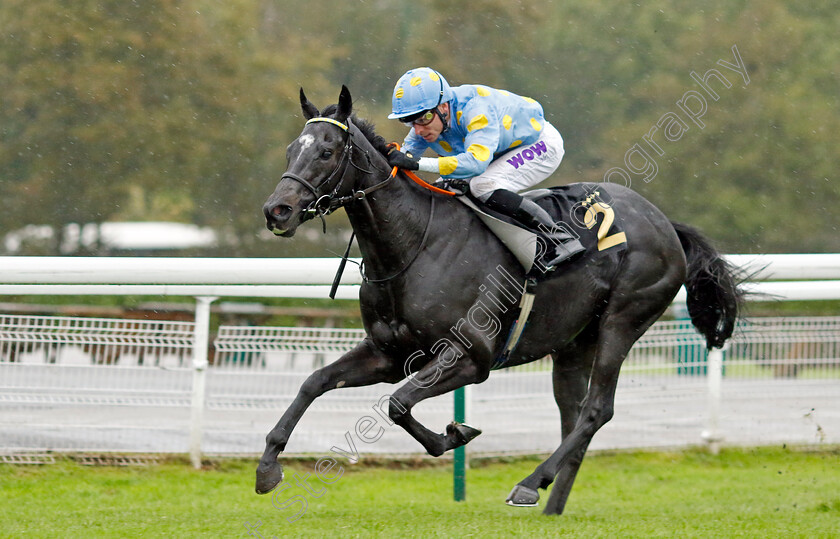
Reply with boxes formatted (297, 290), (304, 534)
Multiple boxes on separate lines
(388, 345), (489, 457)
(256, 338), (401, 494)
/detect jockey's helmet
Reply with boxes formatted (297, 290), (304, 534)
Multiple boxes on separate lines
(388, 67), (454, 120)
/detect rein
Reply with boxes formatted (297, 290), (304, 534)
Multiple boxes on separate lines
(281, 117), (396, 231)
(284, 119), (456, 225)
(386, 142), (457, 197)
(285, 116), (452, 293)
(360, 196), (436, 284)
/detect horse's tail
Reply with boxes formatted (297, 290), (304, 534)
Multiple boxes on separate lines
(671, 222), (745, 349)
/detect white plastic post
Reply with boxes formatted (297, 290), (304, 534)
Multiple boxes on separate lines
(190, 296), (217, 468)
(702, 346), (725, 454)
(464, 384), (472, 469)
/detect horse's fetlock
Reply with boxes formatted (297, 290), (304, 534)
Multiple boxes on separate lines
(265, 431), (287, 452)
(427, 445), (445, 458)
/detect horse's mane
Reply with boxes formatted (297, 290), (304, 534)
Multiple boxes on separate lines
(321, 104), (391, 158)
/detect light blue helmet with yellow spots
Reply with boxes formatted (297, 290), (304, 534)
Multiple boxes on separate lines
(388, 67), (454, 120)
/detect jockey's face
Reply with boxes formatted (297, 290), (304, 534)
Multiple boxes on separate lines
(412, 102), (449, 143)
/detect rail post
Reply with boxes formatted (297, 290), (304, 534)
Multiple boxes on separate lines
(190, 296), (217, 468)
(702, 344), (726, 454)
(453, 385), (470, 501)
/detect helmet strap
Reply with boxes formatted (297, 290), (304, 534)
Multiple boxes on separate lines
(436, 104), (450, 134)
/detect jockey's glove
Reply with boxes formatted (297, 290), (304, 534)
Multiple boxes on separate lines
(435, 178), (469, 196)
(387, 149), (420, 171)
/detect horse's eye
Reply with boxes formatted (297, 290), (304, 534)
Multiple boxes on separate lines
(321, 150), (332, 159)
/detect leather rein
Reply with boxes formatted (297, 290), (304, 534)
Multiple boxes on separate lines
(280, 117), (395, 231)
(281, 116), (452, 290)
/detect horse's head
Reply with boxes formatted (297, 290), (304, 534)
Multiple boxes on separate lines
(263, 86), (356, 237)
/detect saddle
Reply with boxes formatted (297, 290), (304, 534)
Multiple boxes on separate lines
(457, 184), (628, 275)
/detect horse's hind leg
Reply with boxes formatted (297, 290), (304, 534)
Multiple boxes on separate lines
(507, 334), (596, 507)
(388, 350), (487, 457)
(511, 288), (674, 515)
(255, 338), (402, 495)
(550, 296), (675, 515)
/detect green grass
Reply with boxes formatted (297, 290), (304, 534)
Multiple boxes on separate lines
(1, 447), (839, 538)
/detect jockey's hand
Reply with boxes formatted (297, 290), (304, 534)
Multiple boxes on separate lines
(387, 149), (420, 171)
(435, 178), (468, 196)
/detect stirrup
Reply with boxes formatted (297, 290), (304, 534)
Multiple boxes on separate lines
(542, 238), (585, 269)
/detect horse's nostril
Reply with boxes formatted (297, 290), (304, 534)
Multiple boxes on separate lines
(265, 203), (294, 226)
(272, 205), (292, 218)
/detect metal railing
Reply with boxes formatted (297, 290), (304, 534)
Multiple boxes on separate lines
(2, 254), (840, 464)
(2, 315), (838, 459)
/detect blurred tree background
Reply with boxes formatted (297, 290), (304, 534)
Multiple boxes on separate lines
(1, 0), (837, 257)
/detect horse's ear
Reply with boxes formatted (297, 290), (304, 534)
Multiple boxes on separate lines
(300, 88), (319, 120)
(336, 85), (352, 122)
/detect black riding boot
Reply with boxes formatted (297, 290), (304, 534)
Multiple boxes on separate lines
(482, 190), (585, 269)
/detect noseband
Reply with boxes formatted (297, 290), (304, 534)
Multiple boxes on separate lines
(280, 117), (395, 229)
(281, 116), (439, 289)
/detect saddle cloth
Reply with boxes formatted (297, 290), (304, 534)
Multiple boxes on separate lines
(457, 183), (628, 273)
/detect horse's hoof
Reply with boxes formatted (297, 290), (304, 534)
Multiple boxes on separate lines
(447, 422), (482, 446)
(506, 485), (540, 507)
(255, 462), (284, 495)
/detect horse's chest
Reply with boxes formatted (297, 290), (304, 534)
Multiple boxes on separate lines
(360, 273), (488, 357)
(360, 285), (441, 353)
(368, 319), (418, 357)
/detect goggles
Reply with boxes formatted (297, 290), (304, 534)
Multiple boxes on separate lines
(402, 109), (437, 127)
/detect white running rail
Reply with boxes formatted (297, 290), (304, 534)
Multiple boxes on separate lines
(2, 254), (839, 464)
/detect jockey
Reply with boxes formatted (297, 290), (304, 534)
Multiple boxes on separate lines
(386, 67), (584, 269)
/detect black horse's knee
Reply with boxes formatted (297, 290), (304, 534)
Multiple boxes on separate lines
(388, 395), (409, 423)
(299, 370), (331, 398)
(583, 402), (614, 431)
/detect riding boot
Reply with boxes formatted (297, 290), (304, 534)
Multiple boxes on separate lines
(482, 190), (585, 269)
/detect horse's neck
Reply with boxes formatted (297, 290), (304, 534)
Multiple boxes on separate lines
(344, 166), (435, 280)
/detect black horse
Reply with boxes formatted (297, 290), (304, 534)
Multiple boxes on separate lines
(259, 86), (742, 515)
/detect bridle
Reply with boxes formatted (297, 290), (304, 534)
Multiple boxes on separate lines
(280, 117), (396, 230)
(280, 115), (451, 290)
